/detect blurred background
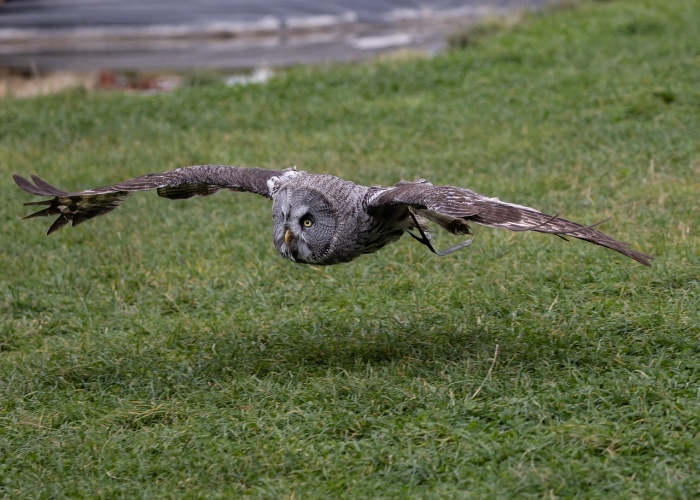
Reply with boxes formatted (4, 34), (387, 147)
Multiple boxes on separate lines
(0, 0), (551, 96)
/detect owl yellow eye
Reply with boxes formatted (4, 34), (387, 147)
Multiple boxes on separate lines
(302, 218), (313, 228)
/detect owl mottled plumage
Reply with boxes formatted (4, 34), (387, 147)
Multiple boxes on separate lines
(14, 165), (653, 266)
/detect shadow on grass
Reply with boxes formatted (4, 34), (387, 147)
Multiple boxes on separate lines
(14, 291), (688, 398)
(14, 314), (506, 392)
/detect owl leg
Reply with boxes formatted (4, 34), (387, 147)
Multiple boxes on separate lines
(407, 212), (474, 256)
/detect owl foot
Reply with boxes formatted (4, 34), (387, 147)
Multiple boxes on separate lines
(407, 212), (474, 256)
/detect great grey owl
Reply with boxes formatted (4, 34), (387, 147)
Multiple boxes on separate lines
(13, 165), (653, 266)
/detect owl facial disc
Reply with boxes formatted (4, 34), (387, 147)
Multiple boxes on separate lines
(271, 186), (336, 264)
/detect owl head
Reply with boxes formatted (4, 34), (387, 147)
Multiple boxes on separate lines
(271, 186), (338, 264)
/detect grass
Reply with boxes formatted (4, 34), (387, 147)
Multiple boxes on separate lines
(1, 0), (699, 496)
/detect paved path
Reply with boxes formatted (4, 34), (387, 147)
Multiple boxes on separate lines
(0, 0), (549, 71)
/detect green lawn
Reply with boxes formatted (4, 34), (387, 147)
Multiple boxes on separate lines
(1, 0), (699, 496)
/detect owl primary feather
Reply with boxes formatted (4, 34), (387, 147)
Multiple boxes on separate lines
(13, 165), (653, 266)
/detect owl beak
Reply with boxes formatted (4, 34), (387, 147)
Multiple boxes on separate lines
(284, 228), (294, 245)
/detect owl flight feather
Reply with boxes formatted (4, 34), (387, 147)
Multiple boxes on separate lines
(13, 165), (653, 267)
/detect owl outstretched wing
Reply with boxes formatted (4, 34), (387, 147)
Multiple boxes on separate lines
(368, 180), (654, 266)
(14, 165), (286, 235)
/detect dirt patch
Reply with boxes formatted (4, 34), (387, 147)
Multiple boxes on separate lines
(0, 68), (98, 98)
(0, 68), (189, 98)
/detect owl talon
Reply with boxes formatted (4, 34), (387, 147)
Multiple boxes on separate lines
(408, 212), (473, 256)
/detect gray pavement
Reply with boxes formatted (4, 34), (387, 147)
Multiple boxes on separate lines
(0, 0), (552, 71)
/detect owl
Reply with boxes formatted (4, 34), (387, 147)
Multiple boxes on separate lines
(13, 164), (653, 267)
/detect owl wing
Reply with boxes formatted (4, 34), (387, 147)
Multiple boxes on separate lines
(368, 180), (654, 266)
(14, 165), (287, 235)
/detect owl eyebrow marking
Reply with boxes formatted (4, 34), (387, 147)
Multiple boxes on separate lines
(407, 211), (474, 256)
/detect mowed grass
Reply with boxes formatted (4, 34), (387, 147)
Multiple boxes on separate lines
(1, 0), (699, 496)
